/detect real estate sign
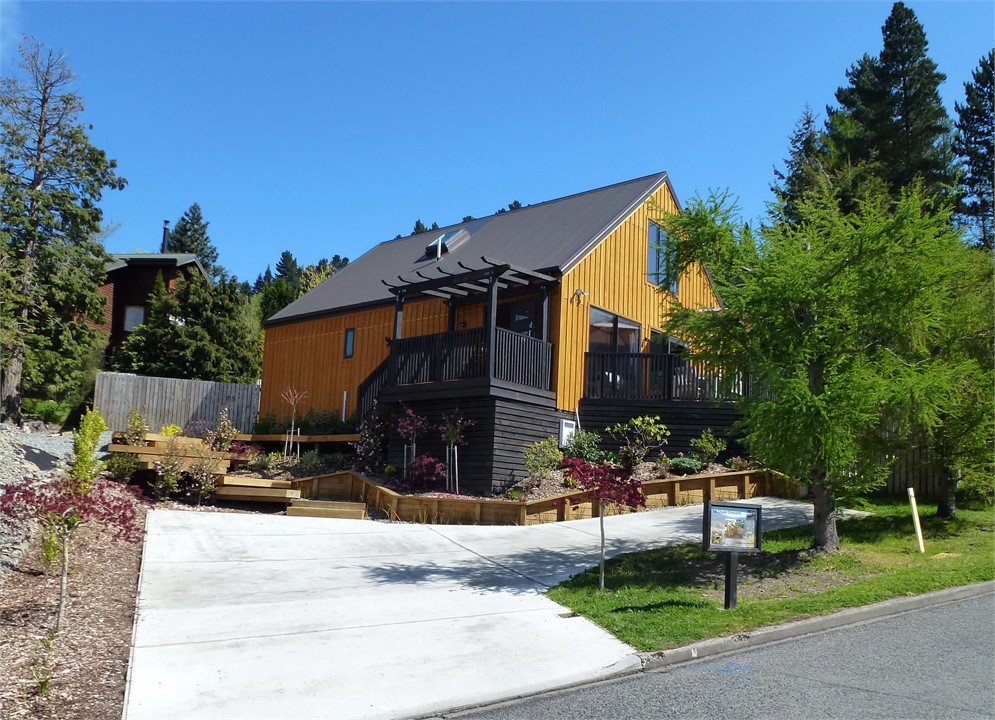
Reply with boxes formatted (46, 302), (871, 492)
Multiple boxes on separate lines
(703, 501), (762, 553)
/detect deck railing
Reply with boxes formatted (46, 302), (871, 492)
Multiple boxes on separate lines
(357, 328), (552, 418)
(584, 352), (754, 402)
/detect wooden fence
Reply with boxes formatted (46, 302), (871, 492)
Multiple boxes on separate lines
(93, 372), (260, 433)
(290, 469), (783, 526)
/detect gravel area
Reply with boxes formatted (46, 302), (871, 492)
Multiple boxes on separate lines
(0, 423), (112, 581)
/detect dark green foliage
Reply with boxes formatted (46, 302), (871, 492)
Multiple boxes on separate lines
(253, 411), (290, 435)
(955, 50), (994, 249)
(258, 277), (297, 321)
(1, 38), (125, 422)
(562, 428), (604, 463)
(21, 399), (71, 425)
(167, 203), (219, 278)
(274, 250), (300, 291)
(828, 2), (956, 204)
(252, 266), (273, 294)
(496, 200), (522, 214)
(298, 408), (349, 434)
(605, 416), (670, 471)
(411, 220), (439, 235)
(111, 271), (260, 383)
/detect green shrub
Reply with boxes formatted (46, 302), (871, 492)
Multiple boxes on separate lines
(524, 436), (563, 479)
(23, 399), (71, 425)
(123, 408), (148, 446)
(690, 428), (727, 465)
(291, 450), (326, 477)
(668, 456), (706, 476)
(299, 408), (348, 434)
(728, 456), (756, 472)
(562, 428), (604, 463)
(159, 424), (182, 437)
(70, 409), (107, 493)
(606, 416), (670, 471)
(254, 411), (290, 435)
(182, 457), (218, 505)
(105, 452), (142, 482)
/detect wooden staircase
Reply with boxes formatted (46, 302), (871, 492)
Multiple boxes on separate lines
(214, 476), (301, 503)
(286, 499), (368, 520)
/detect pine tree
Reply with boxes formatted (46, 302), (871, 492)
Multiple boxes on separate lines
(0, 38), (125, 422)
(259, 277), (297, 321)
(112, 272), (260, 382)
(828, 2), (957, 203)
(772, 106), (833, 223)
(168, 203), (220, 278)
(274, 250), (300, 291)
(955, 49), (994, 249)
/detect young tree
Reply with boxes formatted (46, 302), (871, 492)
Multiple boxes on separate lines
(828, 2), (957, 204)
(168, 203), (220, 278)
(660, 180), (974, 552)
(955, 49), (994, 249)
(0, 37), (125, 423)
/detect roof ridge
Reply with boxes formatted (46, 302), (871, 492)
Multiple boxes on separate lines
(377, 171), (669, 246)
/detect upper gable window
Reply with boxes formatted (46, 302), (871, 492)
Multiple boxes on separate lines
(648, 221), (678, 295)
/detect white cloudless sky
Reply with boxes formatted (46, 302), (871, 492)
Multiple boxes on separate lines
(4, 1), (993, 283)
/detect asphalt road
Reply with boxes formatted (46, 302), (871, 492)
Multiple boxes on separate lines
(451, 593), (995, 720)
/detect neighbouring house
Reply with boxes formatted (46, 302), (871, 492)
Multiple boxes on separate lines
(261, 172), (742, 494)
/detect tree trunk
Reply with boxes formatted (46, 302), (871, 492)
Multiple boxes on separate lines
(935, 469), (957, 519)
(56, 531), (69, 633)
(0, 351), (24, 425)
(811, 482), (840, 553)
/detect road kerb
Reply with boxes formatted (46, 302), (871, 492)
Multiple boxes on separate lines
(638, 580), (995, 672)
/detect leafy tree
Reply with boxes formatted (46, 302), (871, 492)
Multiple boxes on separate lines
(660, 180), (975, 552)
(955, 49), (994, 249)
(828, 2), (957, 205)
(274, 249), (300, 290)
(112, 271), (260, 382)
(0, 37), (125, 423)
(167, 203), (220, 278)
(297, 255), (350, 296)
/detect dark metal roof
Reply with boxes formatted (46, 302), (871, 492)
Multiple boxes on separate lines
(266, 171), (672, 326)
(105, 253), (207, 278)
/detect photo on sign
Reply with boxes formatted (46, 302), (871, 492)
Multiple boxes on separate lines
(703, 502), (762, 553)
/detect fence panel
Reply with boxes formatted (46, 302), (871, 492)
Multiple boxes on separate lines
(93, 372), (260, 433)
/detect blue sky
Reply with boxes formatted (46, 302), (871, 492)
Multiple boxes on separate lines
(3, 1), (992, 284)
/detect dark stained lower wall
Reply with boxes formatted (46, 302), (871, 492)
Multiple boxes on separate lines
(578, 398), (745, 460)
(381, 393), (570, 495)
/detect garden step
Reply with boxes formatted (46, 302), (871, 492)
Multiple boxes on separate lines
(286, 500), (367, 520)
(216, 476), (293, 489)
(214, 486), (301, 503)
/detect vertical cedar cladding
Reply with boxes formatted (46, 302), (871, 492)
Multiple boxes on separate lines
(553, 182), (719, 412)
(260, 298), (452, 420)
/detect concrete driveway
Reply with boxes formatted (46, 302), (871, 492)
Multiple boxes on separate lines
(123, 498), (816, 720)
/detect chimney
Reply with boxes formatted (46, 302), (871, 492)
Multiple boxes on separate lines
(160, 220), (171, 253)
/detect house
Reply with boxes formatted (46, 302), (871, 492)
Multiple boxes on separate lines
(96, 249), (207, 358)
(261, 172), (735, 494)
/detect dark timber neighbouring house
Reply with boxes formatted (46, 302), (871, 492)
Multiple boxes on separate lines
(260, 172), (745, 494)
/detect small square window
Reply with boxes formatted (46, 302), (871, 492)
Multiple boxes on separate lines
(344, 328), (355, 359)
(123, 305), (145, 332)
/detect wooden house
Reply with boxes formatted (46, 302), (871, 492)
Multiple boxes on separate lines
(96, 252), (207, 358)
(261, 172), (737, 494)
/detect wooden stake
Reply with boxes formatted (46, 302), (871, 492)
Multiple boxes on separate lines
(907, 487), (926, 554)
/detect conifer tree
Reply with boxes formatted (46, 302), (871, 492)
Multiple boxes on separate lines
(828, 2), (956, 204)
(168, 203), (220, 278)
(0, 38), (125, 422)
(955, 49), (994, 249)
(274, 250), (300, 291)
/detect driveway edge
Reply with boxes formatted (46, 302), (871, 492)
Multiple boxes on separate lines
(638, 580), (995, 671)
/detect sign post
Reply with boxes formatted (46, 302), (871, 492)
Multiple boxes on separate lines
(703, 501), (762, 610)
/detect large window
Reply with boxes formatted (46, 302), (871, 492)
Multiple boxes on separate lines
(589, 307), (640, 354)
(123, 305), (145, 332)
(648, 221), (678, 295)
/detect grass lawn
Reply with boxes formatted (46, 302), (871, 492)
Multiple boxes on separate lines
(547, 496), (994, 652)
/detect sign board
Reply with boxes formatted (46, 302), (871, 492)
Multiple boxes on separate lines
(559, 419), (577, 447)
(703, 501), (762, 553)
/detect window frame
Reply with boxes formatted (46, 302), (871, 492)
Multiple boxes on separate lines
(648, 221), (678, 296)
(343, 327), (355, 359)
